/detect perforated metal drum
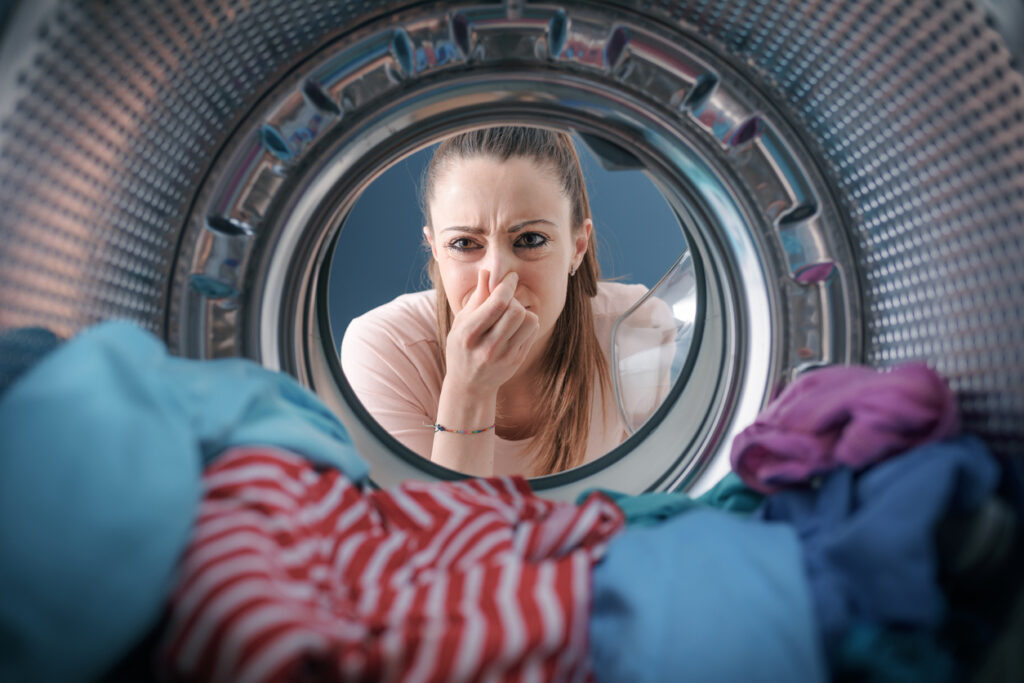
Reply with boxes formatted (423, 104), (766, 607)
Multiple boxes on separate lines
(0, 0), (1021, 497)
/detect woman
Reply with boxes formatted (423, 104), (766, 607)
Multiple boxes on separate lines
(342, 126), (672, 477)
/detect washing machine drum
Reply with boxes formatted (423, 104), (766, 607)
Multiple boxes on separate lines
(0, 0), (1022, 498)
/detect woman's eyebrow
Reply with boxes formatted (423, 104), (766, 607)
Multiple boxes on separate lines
(440, 225), (484, 234)
(440, 219), (555, 234)
(508, 219), (555, 232)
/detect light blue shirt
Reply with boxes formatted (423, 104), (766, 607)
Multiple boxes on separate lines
(0, 321), (367, 683)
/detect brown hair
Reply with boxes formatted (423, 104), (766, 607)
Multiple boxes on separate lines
(420, 126), (609, 476)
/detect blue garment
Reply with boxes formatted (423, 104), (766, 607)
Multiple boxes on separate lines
(589, 508), (827, 682)
(757, 435), (999, 653)
(0, 321), (367, 683)
(0, 327), (61, 396)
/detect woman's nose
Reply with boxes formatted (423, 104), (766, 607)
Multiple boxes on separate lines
(484, 247), (514, 292)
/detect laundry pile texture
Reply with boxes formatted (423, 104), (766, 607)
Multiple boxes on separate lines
(161, 446), (623, 682)
(730, 363), (960, 493)
(0, 321), (1018, 683)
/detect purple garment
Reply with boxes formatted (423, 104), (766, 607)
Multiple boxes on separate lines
(731, 363), (959, 494)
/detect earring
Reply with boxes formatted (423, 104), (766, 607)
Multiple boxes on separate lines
(569, 265), (577, 277)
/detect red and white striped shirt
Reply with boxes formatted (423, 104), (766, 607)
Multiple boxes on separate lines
(161, 446), (624, 682)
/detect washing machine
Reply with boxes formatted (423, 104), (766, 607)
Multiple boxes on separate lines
(0, 0), (1022, 678)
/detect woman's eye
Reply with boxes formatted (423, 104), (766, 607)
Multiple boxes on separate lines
(447, 238), (479, 252)
(516, 232), (548, 249)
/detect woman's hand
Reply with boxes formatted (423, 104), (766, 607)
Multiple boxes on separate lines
(443, 269), (540, 399)
(430, 269), (540, 476)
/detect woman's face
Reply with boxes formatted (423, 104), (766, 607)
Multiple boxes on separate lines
(424, 155), (592, 348)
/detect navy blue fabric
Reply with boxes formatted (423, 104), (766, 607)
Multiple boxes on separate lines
(589, 508), (826, 682)
(0, 327), (61, 397)
(0, 321), (367, 683)
(757, 435), (999, 653)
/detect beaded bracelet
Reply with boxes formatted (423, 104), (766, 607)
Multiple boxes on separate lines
(425, 421), (496, 435)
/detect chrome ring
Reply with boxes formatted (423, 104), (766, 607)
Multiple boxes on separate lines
(168, 3), (857, 497)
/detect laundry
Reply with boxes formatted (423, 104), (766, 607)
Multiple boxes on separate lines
(0, 319), (1010, 683)
(757, 435), (1000, 655)
(160, 446), (624, 683)
(577, 471), (763, 527)
(731, 363), (960, 493)
(589, 508), (826, 682)
(833, 622), (954, 683)
(0, 326), (62, 396)
(0, 321), (367, 683)
(696, 470), (765, 513)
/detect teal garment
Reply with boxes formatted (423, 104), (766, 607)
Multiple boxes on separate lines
(0, 321), (367, 683)
(578, 471), (763, 526)
(697, 470), (764, 513)
(590, 508), (827, 682)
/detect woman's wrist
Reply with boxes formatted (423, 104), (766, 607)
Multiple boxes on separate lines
(431, 378), (497, 476)
(438, 374), (499, 407)
(436, 380), (496, 426)
(428, 420), (496, 435)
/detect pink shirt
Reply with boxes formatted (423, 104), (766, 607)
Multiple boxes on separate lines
(341, 282), (670, 476)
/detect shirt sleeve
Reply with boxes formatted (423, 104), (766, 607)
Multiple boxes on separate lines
(339, 312), (440, 460)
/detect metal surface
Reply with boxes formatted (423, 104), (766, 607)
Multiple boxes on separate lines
(164, 2), (859, 497)
(0, 0), (1022, 494)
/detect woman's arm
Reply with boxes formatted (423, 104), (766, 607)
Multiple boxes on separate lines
(430, 269), (539, 476)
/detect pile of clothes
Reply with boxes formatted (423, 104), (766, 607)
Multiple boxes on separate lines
(0, 322), (1020, 682)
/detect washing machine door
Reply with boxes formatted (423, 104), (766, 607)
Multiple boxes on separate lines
(0, 0), (1022, 500)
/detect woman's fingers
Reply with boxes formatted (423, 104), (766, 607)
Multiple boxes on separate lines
(462, 272), (518, 344)
(483, 297), (527, 349)
(505, 309), (540, 359)
(444, 272), (535, 392)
